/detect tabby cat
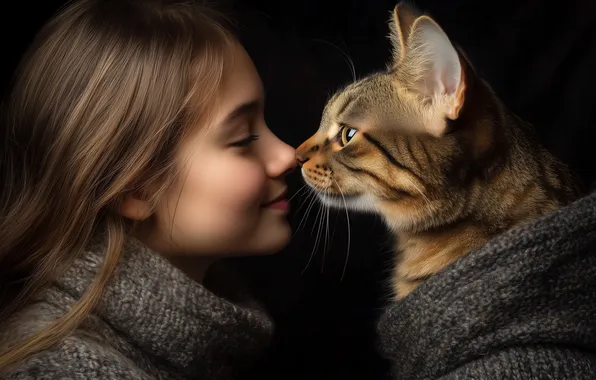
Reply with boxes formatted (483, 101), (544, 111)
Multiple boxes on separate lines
(295, 2), (579, 299)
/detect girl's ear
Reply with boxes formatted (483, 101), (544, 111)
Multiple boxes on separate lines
(119, 195), (153, 221)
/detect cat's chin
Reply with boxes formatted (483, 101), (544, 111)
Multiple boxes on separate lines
(315, 192), (378, 214)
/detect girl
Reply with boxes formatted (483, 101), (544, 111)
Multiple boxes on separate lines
(0, 0), (295, 378)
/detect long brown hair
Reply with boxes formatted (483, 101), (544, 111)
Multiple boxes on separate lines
(0, 0), (234, 371)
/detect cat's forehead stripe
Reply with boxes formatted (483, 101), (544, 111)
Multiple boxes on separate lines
(335, 94), (354, 119)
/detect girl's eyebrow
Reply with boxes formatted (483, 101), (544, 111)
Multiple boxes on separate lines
(217, 100), (260, 128)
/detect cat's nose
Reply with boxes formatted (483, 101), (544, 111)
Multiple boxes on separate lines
(295, 147), (311, 166)
(296, 155), (309, 166)
(296, 138), (317, 166)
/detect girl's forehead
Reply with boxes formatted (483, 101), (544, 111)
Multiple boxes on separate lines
(209, 44), (264, 123)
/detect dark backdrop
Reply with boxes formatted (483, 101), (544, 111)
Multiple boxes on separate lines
(3, 0), (596, 379)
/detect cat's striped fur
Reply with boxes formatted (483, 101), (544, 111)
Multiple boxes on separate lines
(295, 2), (579, 299)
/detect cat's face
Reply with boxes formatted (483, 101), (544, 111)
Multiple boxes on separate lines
(296, 3), (476, 232)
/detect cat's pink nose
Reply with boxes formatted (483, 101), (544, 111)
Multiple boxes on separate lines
(295, 143), (316, 166)
(296, 156), (308, 166)
(296, 135), (321, 166)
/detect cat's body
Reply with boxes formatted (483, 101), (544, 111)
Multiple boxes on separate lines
(296, 2), (579, 299)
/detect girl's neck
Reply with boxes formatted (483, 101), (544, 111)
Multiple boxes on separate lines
(130, 224), (215, 284)
(165, 255), (215, 284)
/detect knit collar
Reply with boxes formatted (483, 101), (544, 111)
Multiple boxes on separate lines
(378, 191), (596, 380)
(57, 232), (274, 379)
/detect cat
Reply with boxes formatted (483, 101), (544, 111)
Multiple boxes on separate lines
(295, 2), (580, 300)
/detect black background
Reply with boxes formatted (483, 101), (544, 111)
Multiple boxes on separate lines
(3, 0), (596, 379)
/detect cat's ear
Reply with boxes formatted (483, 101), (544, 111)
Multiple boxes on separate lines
(388, 2), (420, 65)
(400, 16), (466, 136)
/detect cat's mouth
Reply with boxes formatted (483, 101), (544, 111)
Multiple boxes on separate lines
(317, 192), (359, 202)
(315, 192), (377, 213)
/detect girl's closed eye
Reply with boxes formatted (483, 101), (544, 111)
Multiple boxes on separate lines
(229, 134), (260, 148)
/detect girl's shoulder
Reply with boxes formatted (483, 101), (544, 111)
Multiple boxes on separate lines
(5, 333), (156, 380)
(1, 299), (157, 380)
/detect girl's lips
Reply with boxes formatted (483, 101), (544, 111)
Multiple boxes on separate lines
(266, 199), (289, 211)
(262, 190), (289, 211)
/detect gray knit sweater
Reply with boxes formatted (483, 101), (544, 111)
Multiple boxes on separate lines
(1, 235), (273, 380)
(378, 190), (596, 379)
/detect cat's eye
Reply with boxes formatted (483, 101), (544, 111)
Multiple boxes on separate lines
(339, 126), (358, 147)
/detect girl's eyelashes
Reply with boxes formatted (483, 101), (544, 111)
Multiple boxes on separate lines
(228, 134), (260, 148)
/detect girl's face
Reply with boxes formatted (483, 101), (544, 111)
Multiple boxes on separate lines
(130, 43), (296, 259)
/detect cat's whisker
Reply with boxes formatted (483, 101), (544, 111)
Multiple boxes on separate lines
(310, 201), (324, 235)
(337, 36), (357, 82)
(322, 201), (331, 273)
(288, 183), (308, 203)
(302, 199), (325, 275)
(314, 203), (326, 256)
(295, 193), (316, 236)
(319, 189), (331, 273)
(292, 184), (315, 216)
(293, 188), (318, 238)
(295, 187), (322, 274)
(312, 38), (357, 82)
(329, 208), (340, 245)
(333, 179), (351, 281)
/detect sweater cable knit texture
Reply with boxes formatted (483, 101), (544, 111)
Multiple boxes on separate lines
(1, 234), (273, 380)
(378, 191), (596, 379)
